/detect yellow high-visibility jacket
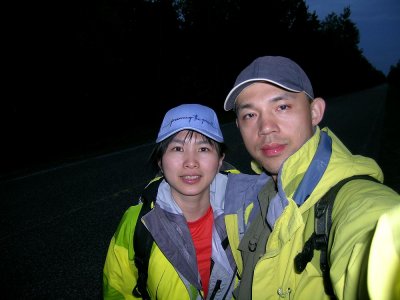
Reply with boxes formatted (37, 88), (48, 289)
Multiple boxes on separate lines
(368, 204), (400, 300)
(224, 127), (400, 299)
(103, 171), (238, 300)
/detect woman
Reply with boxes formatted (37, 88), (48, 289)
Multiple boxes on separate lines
(103, 104), (237, 299)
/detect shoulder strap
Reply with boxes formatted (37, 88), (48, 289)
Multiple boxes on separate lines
(294, 175), (379, 297)
(132, 177), (163, 299)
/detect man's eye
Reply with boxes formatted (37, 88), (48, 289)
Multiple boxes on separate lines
(242, 112), (255, 120)
(278, 104), (289, 111)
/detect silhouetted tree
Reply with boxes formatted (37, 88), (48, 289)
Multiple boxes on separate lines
(387, 60), (400, 87)
(7, 0), (391, 176)
(305, 7), (385, 96)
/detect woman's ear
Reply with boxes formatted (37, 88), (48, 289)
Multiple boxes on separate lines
(217, 153), (225, 173)
(218, 154), (225, 171)
(311, 97), (326, 126)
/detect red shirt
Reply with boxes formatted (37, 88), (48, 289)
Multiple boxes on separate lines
(187, 206), (214, 298)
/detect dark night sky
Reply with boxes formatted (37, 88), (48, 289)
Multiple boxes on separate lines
(4, 0), (154, 174)
(306, 0), (400, 75)
(4, 0), (396, 179)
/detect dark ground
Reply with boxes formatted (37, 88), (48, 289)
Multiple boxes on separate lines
(0, 84), (398, 299)
(2, 85), (399, 191)
(7, 84), (397, 192)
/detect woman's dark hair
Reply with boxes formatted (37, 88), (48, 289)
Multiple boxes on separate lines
(148, 130), (226, 174)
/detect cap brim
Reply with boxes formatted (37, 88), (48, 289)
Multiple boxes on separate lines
(156, 127), (224, 143)
(224, 78), (306, 111)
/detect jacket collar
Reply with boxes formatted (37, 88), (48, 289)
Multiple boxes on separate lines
(155, 173), (228, 216)
(265, 128), (332, 227)
(278, 127), (330, 204)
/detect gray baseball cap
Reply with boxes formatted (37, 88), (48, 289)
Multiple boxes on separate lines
(224, 56), (314, 111)
(156, 104), (224, 143)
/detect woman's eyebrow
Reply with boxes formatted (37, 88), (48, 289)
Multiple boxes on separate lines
(170, 137), (185, 144)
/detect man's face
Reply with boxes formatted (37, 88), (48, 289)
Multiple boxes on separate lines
(235, 82), (323, 179)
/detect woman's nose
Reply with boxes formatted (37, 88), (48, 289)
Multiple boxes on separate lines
(184, 153), (199, 168)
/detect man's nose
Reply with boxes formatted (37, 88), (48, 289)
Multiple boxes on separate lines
(258, 113), (278, 135)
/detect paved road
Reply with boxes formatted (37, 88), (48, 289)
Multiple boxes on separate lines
(0, 85), (390, 299)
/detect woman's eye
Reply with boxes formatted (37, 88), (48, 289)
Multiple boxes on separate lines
(172, 146), (183, 152)
(199, 147), (210, 152)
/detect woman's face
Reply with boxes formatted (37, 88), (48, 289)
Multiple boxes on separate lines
(159, 130), (224, 203)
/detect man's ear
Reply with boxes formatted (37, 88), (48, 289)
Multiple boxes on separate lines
(235, 118), (239, 128)
(311, 97), (326, 126)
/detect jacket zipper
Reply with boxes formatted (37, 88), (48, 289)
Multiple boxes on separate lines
(209, 280), (221, 300)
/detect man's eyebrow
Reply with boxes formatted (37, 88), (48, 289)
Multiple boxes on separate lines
(236, 92), (296, 111)
(236, 102), (253, 111)
(270, 92), (296, 101)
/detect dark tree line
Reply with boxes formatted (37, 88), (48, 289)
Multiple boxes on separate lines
(64, 0), (386, 116)
(388, 60), (400, 86)
(3, 0), (391, 177)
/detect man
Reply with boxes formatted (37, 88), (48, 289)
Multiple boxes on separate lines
(222, 56), (400, 299)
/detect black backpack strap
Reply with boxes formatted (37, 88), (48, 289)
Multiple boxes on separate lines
(132, 177), (163, 299)
(294, 175), (379, 297)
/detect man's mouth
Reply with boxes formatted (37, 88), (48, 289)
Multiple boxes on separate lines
(261, 143), (286, 157)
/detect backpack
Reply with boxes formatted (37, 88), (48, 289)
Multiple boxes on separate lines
(294, 175), (379, 298)
(132, 176), (160, 299)
(132, 162), (237, 299)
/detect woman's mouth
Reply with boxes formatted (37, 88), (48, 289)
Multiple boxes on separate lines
(181, 175), (201, 184)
